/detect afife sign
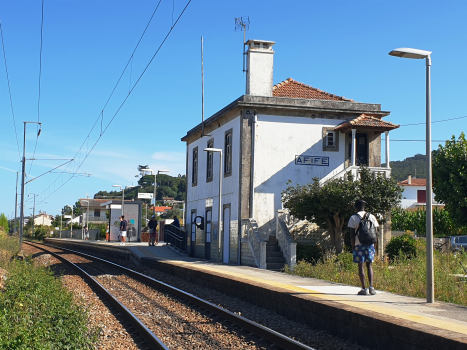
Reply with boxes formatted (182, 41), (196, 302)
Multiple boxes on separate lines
(138, 193), (154, 199)
(295, 155), (329, 166)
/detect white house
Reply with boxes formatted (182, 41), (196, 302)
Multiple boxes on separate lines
(30, 213), (53, 226)
(398, 176), (440, 209)
(79, 199), (109, 223)
(182, 39), (399, 267)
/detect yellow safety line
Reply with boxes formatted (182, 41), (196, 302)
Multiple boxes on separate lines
(168, 261), (467, 336)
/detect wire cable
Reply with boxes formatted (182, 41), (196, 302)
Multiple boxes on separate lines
(0, 19), (21, 161)
(35, 0), (164, 200)
(400, 115), (467, 126)
(28, 0), (45, 175)
(35, 0), (192, 205)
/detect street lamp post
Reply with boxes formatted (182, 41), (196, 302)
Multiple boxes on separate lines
(389, 47), (434, 303)
(81, 200), (90, 240)
(19, 121), (42, 252)
(58, 209), (62, 238)
(152, 170), (170, 216)
(66, 205), (73, 238)
(28, 194), (36, 237)
(113, 185), (125, 219)
(204, 148), (223, 262)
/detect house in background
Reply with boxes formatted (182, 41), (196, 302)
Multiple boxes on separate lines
(398, 176), (441, 209)
(30, 212), (54, 226)
(152, 206), (172, 216)
(79, 199), (109, 224)
(182, 39), (399, 267)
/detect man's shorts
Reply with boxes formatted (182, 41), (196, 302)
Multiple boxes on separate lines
(120, 231), (127, 237)
(353, 244), (375, 263)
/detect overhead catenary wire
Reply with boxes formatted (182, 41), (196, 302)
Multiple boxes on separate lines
(400, 115), (467, 126)
(35, 0), (164, 200)
(35, 0), (192, 205)
(28, 0), (45, 176)
(0, 19), (21, 161)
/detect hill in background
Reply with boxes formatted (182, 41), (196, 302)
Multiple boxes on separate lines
(383, 153), (427, 182)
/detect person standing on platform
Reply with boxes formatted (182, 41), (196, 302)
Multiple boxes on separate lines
(148, 215), (158, 246)
(348, 199), (379, 296)
(84, 226), (89, 241)
(119, 215), (127, 246)
(172, 215), (180, 228)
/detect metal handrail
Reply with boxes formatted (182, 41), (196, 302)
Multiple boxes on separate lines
(164, 224), (187, 254)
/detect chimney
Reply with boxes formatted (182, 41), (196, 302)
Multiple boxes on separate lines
(408, 175), (412, 185)
(245, 39), (275, 96)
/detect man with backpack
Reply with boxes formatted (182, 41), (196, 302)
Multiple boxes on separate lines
(348, 199), (379, 295)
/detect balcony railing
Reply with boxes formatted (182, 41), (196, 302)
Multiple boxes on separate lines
(85, 216), (107, 222)
(319, 166), (391, 184)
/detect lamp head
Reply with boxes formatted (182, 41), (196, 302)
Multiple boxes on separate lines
(389, 48), (432, 59)
(204, 147), (222, 153)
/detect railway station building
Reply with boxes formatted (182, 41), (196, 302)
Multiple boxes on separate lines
(182, 39), (399, 267)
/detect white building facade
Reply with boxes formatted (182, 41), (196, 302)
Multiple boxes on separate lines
(182, 40), (399, 266)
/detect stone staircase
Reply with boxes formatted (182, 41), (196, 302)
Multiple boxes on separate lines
(265, 235), (286, 270)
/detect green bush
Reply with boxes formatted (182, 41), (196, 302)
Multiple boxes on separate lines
(391, 207), (467, 237)
(0, 260), (98, 349)
(385, 234), (418, 261)
(296, 244), (323, 264)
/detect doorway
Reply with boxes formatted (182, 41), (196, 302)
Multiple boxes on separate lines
(223, 205), (230, 264)
(356, 133), (368, 166)
(205, 208), (212, 260)
(190, 210), (196, 257)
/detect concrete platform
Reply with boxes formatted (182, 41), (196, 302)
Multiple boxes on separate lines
(44, 238), (467, 350)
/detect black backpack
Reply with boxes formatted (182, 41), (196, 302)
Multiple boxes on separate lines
(356, 213), (377, 245)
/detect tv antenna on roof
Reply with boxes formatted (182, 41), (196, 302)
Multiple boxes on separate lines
(235, 17), (250, 72)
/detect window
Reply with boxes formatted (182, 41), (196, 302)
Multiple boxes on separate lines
(224, 130), (232, 176)
(206, 139), (214, 182)
(417, 190), (426, 204)
(192, 147), (198, 186)
(94, 209), (100, 217)
(322, 127), (339, 152)
(326, 132), (335, 147)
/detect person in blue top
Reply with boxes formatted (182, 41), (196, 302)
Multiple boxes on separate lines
(172, 216), (180, 228)
(119, 215), (128, 246)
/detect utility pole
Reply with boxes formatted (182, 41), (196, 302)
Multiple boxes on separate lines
(14, 172), (18, 234)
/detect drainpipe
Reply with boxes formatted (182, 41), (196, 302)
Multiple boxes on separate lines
(250, 113), (257, 219)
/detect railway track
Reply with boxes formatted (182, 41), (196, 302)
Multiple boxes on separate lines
(26, 241), (315, 350)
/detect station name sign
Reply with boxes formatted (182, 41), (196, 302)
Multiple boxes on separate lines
(295, 155), (329, 166)
(138, 193), (154, 199)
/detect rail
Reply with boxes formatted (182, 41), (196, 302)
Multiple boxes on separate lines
(25, 241), (169, 350)
(243, 218), (267, 269)
(32, 241), (315, 350)
(276, 210), (297, 271)
(164, 224), (187, 254)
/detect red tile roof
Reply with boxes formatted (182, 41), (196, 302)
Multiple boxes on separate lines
(273, 78), (353, 101)
(398, 179), (426, 186)
(334, 114), (400, 131)
(151, 206), (172, 212)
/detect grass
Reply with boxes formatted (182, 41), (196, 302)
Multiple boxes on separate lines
(287, 243), (467, 306)
(0, 231), (99, 349)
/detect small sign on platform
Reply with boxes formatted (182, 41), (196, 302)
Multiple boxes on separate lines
(295, 155), (329, 166)
(138, 193), (154, 199)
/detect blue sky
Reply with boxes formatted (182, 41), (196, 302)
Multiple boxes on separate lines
(1, 0), (466, 219)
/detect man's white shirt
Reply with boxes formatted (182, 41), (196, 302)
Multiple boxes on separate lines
(348, 211), (379, 246)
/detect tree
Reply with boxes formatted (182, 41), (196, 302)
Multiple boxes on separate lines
(282, 166), (402, 253)
(0, 213), (9, 232)
(432, 132), (467, 227)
